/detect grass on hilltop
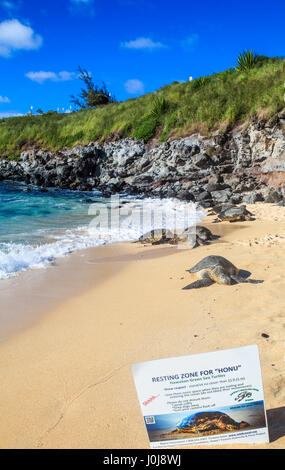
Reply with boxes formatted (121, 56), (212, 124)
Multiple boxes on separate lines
(0, 59), (284, 157)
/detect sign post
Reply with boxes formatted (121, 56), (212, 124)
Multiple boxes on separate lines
(132, 345), (269, 448)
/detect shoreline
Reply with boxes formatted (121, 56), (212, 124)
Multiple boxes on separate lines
(0, 243), (123, 342)
(0, 203), (285, 448)
(0, 241), (181, 342)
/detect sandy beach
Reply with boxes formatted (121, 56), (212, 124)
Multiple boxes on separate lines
(0, 202), (285, 449)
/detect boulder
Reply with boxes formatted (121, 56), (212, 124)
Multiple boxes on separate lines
(210, 188), (232, 203)
(264, 190), (283, 203)
(0, 110), (284, 203)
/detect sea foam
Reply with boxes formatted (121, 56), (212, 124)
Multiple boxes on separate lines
(0, 197), (205, 280)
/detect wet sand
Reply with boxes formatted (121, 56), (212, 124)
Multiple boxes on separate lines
(0, 202), (285, 448)
(0, 242), (179, 341)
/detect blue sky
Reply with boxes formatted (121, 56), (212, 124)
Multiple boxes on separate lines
(0, 0), (284, 117)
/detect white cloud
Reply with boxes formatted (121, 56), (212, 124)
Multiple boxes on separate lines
(0, 19), (42, 57)
(0, 111), (23, 118)
(125, 79), (144, 95)
(0, 95), (10, 103)
(121, 37), (166, 50)
(25, 71), (76, 84)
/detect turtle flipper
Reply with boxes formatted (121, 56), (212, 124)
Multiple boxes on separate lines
(231, 274), (249, 284)
(231, 275), (263, 285)
(182, 278), (215, 290)
(151, 239), (164, 245)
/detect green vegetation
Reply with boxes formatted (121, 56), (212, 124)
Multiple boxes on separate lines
(7, 155), (20, 162)
(0, 58), (284, 156)
(235, 50), (259, 71)
(150, 94), (168, 119)
(70, 66), (115, 109)
(235, 50), (281, 71)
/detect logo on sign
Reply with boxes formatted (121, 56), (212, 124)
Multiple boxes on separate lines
(230, 388), (259, 402)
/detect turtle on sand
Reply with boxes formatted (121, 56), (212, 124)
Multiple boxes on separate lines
(181, 225), (214, 246)
(195, 225), (214, 244)
(172, 411), (249, 434)
(208, 203), (235, 216)
(137, 229), (182, 245)
(215, 205), (253, 223)
(182, 255), (260, 289)
(137, 226), (214, 246)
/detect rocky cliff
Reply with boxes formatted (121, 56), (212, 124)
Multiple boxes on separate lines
(1, 109), (284, 207)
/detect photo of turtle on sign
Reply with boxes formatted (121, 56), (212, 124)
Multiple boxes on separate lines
(145, 402), (267, 443)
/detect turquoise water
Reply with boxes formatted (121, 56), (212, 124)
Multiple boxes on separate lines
(0, 181), (111, 279)
(0, 181), (104, 245)
(0, 181), (204, 279)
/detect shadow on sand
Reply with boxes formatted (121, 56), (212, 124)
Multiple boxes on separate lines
(267, 407), (285, 442)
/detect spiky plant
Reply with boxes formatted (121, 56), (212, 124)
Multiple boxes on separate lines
(150, 95), (168, 120)
(191, 76), (210, 90)
(236, 50), (259, 71)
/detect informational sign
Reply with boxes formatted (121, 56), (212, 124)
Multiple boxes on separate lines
(131, 345), (269, 448)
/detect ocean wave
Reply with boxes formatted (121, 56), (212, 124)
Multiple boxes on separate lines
(0, 197), (205, 280)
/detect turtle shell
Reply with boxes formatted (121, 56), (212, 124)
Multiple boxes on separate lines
(176, 411), (245, 432)
(218, 205), (253, 219)
(209, 203), (235, 215)
(196, 225), (213, 241)
(188, 255), (237, 274)
(138, 228), (175, 242)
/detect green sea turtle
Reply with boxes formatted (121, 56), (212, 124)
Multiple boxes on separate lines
(208, 203), (235, 216)
(172, 411), (249, 434)
(137, 225), (214, 246)
(180, 225), (214, 246)
(182, 255), (256, 289)
(215, 205), (253, 223)
(137, 229), (181, 245)
(194, 225), (214, 244)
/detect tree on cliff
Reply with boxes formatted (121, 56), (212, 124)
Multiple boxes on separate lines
(70, 67), (116, 109)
